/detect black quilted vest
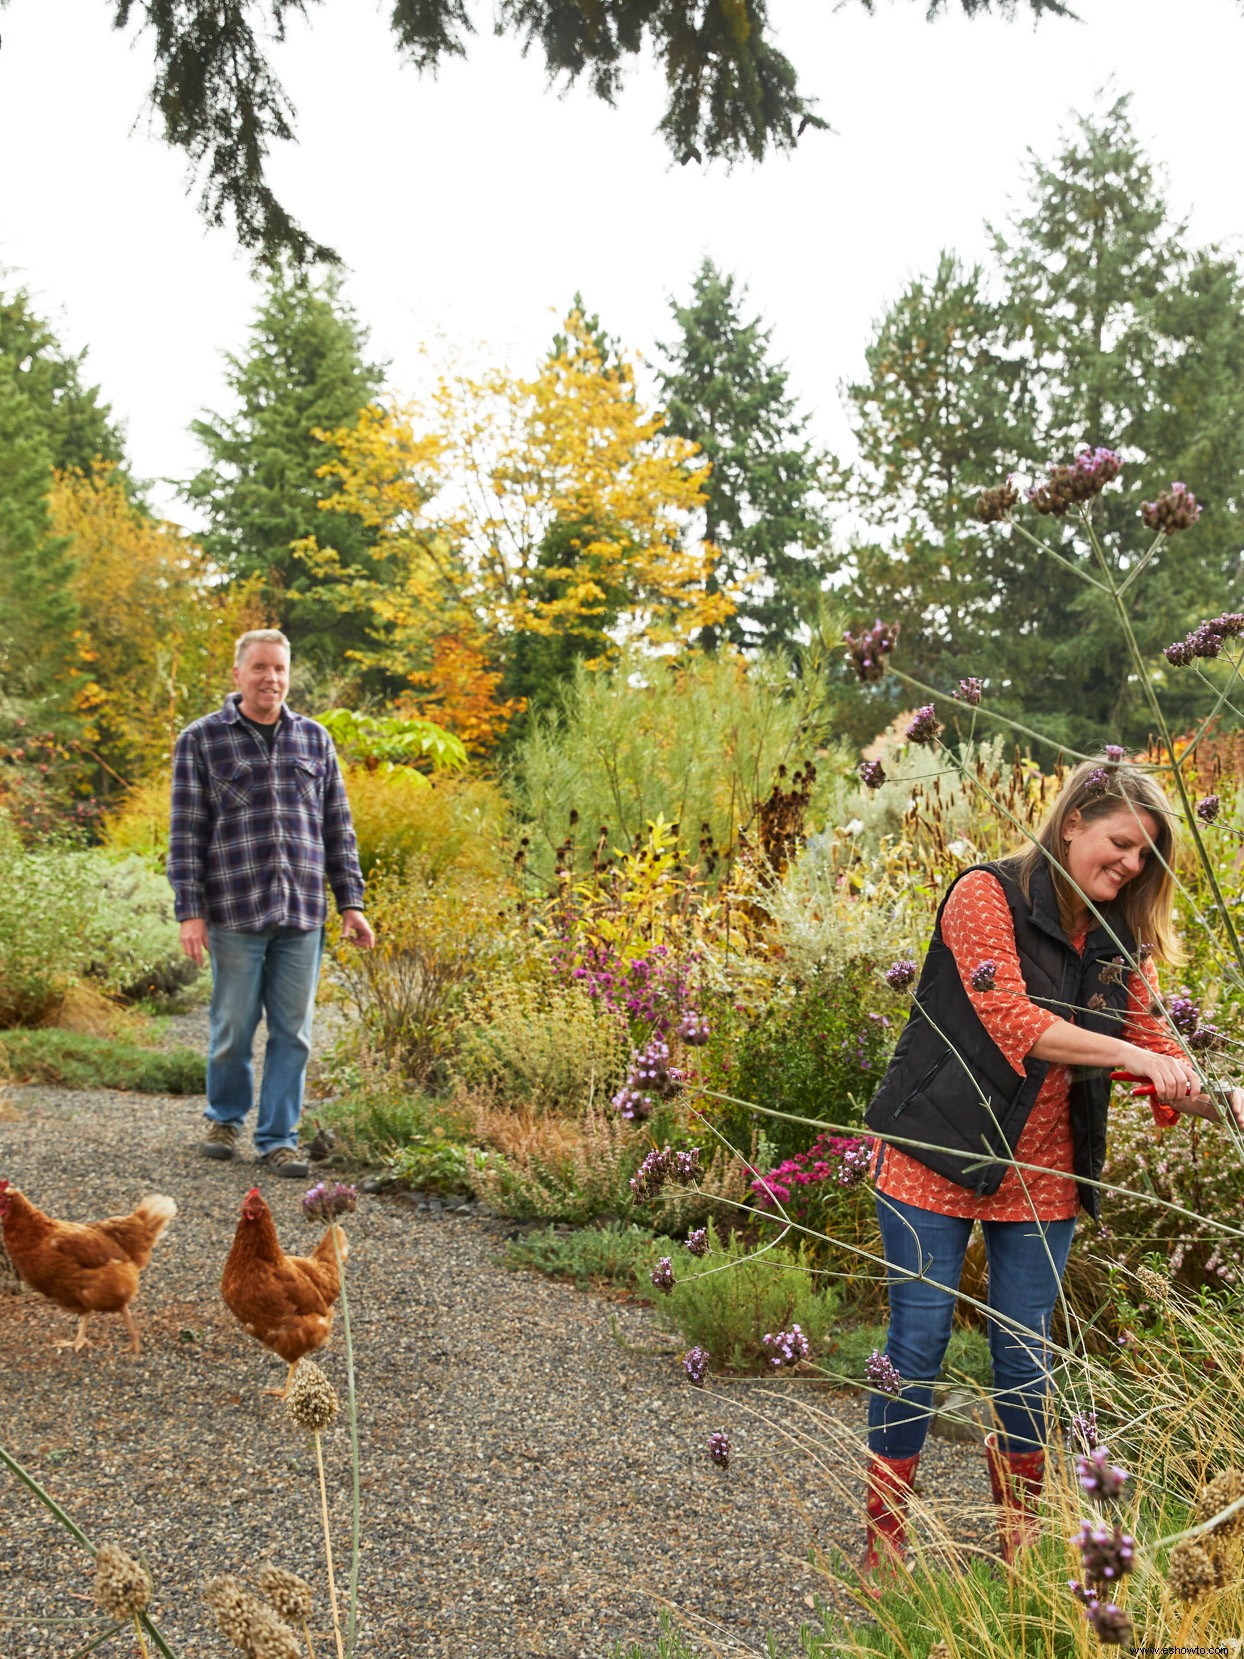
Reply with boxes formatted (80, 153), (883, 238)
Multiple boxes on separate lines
(864, 858), (1135, 1220)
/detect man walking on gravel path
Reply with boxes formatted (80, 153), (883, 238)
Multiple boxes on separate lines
(168, 629), (374, 1178)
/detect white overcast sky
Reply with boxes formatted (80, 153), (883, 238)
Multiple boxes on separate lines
(1, 0), (1241, 523)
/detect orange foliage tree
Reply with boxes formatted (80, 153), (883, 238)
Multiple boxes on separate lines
(51, 465), (267, 783)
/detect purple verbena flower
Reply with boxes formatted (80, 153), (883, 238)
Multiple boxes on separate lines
(1141, 481), (1202, 534)
(865, 1349), (903, 1395)
(970, 959), (998, 993)
(302, 1182), (358, 1222)
(673, 1148), (701, 1185)
(683, 1345), (710, 1387)
(885, 959), (918, 992)
(1164, 639), (1195, 667)
(1070, 1410), (1099, 1452)
(1084, 1598), (1134, 1646)
(1077, 1446), (1130, 1504)
(685, 1228), (709, 1258)
(1104, 745), (1125, 764)
(631, 1147), (673, 1204)
(707, 1430), (730, 1468)
(1083, 767), (1112, 798)
(955, 677), (983, 706)
(1196, 794), (1221, 824)
(905, 704), (942, 746)
(678, 1011), (711, 1047)
(764, 1325), (811, 1368)
(651, 1257), (675, 1295)
(858, 758), (887, 789)
(838, 1143), (872, 1188)
(1075, 1520), (1136, 1584)
(844, 619), (899, 684)
(1028, 448), (1122, 515)
(1165, 992), (1202, 1037)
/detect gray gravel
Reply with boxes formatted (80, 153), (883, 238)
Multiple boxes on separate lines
(0, 1015), (996, 1658)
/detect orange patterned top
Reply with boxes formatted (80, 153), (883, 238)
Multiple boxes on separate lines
(873, 868), (1183, 1220)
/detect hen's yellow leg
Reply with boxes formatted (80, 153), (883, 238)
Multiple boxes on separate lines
(263, 1361), (297, 1399)
(122, 1306), (141, 1355)
(53, 1315), (91, 1353)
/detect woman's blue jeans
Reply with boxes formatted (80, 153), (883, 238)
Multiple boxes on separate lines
(868, 1191), (1076, 1458)
(204, 925), (325, 1155)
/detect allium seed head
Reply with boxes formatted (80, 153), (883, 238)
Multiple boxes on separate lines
(206, 1576), (300, 1655)
(284, 1361), (340, 1433)
(707, 1430), (731, 1468)
(94, 1543), (152, 1620)
(256, 1565), (314, 1623)
(1167, 1538), (1220, 1602)
(1195, 1468), (1244, 1539)
(1134, 1265), (1170, 1304)
(970, 959), (998, 993)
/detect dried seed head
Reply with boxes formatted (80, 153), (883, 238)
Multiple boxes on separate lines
(1167, 1538), (1220, 1602)
(1195, 1469), (1244, 1539)
(1134, 1265), (1171, 1305)
(205, 1575), (302, 1659)
(928, 1645), (952, 1659)
(256, 1565), (314, 1622)
(284, 1360), (340, 1432)
(94, 1543), (152, 1619)
(204, 1575), (258, 1647)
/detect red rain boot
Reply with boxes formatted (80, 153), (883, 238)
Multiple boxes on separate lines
(984, 1431), (1045, 1563)
(859, 1451), (921, 1585)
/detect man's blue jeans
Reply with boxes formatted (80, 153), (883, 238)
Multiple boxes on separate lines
(868, 1191), (1077, 1458)
(204, 925), (325, 1156)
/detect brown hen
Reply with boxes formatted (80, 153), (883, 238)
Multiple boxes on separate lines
(0, 1180), (176, 1353)
(221, 1186), (347, 1396)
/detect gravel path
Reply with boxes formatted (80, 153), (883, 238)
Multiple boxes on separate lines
(0, 1016), (997, 1659)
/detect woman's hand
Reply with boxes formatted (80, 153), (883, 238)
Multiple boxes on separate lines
(1116, 1043), (1201, 1103)
(1181, 1085), (1244, 1131)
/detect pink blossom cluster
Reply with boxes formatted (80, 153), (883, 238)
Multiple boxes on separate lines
(750, 1132), (874, 1211)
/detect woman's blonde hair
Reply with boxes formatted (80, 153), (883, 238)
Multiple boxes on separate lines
(1012, 756), (1183, 964)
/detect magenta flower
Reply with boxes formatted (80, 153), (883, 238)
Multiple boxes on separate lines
(1104, 744), (1125, 763)
(954, 677), (983, 706)
(970, 959), (998, 993)
(707, 1430), (730, 1468)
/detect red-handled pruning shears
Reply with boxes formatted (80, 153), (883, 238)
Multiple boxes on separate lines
(1110, 1069), (1182, 1125)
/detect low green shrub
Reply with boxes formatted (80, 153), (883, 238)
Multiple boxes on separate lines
(653, 1220), (840, 1371)
(505, 1221), (677, 1291)
(0, 1030), (205, 1093)
(455, 977), (629, 1114)
(698, 959), (895, 1165)
(463, 1094), (658, 1224)
(386, 1134), (477, 1193)
(311, 1057), (439, 1160)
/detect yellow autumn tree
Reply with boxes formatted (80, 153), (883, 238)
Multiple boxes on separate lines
(299, 310), (735, 744)
(51, 465), (267, 783)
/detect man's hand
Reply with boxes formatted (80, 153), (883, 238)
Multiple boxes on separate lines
(341, 910), (375, 950)
(180, 918), (209, 969)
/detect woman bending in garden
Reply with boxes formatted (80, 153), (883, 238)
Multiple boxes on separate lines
(860, 756), (1244, 1577)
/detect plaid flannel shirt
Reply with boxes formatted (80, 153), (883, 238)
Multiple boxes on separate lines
(168, 694), (365, 931)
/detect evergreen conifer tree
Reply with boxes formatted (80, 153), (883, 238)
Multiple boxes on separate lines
(659, 259), (829, 650)
(0, 361), (81, 706)
(187, 266), (387, 673)
(0, 286), (127, 476)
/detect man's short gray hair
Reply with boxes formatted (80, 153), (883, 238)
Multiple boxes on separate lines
(234, 629), (291, 666)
